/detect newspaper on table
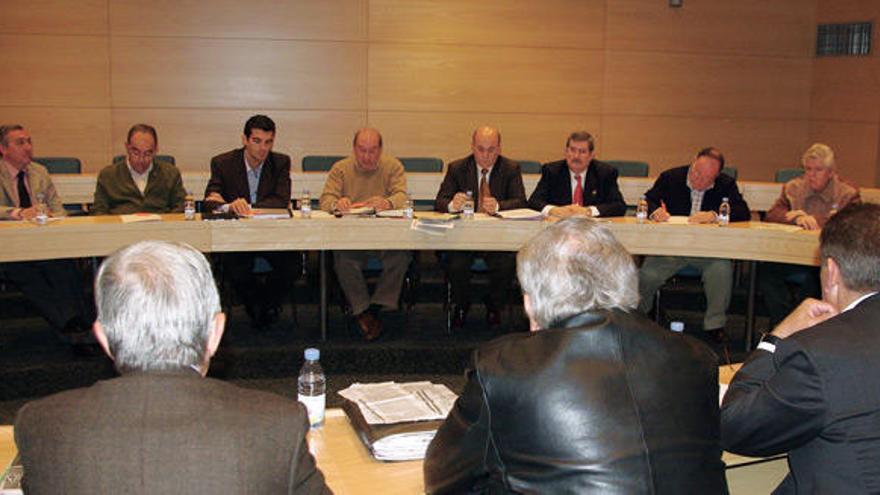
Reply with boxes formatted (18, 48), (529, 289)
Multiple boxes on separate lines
(338, 381), (458, 461)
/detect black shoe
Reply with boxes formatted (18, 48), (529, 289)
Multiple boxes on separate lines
(452, 304), (469, 329)
(705, 327), (728, 343)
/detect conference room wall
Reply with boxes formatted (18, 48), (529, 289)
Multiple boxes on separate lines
(0, 0), (835, 185)
(810, 0), (880, 187)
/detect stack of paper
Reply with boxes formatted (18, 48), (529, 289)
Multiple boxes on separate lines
(119, 213), (162, 223)
(496, 208), (543, 220)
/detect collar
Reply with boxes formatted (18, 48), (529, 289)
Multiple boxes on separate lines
(2, 159), (27, 178)
(243, 153), (264, 173)
(811, 174), (839, 203)
(553, 310), (608, 330)
(843, 291), (878, 312)
(568, 163), (589, 181)
(126, 158), (153, 178)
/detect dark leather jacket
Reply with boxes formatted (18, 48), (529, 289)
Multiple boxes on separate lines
(424, 310), (728, 494)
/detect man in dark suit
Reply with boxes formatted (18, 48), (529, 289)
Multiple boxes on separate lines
(14, 240), (330, 494)
(721, 202), (880, 494)
(637, 147), (750, 340)
(527, 130), (626, 218)
(424, 218), (727, 494)
(434, 126), (527, 328)
(204, 114), (298, 329)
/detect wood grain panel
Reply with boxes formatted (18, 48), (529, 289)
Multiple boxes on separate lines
(0, 0), (107, 35)
(1, 107), (111, 173)
(603, 52), (812, 120)
(0, 35), (110, 107)
(111, 109), (366, 173)
(602, 115), (809, 182)
(810, 57), (880, 123)
(109, 0), (366, 40)
(110, 38), (366, 109)
(607, 0), (814, 57)
(368, 111), (600, 166)
(369, 0), (604, 48)
(369, 44), (602, 113)
(809, 120), (879, 187)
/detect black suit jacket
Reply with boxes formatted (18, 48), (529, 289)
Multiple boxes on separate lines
(721, 293), (880, 494)
(425, 310), (727, 494)
(434, 155), (526, 212)
(204, 148), (291, 211)
(644, 165), (750, 221)
(15, 370), (330, 494)
(527, 159), (626, 216)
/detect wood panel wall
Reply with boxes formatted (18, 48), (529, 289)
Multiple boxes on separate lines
(6, 0), (875, 188)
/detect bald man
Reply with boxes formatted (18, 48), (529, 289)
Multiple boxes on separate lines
(434, 126), (527, 329)
(320, 128), (410, 341)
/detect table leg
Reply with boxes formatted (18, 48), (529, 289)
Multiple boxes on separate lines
(320, 250), (328, 341)
(744, 260), (757, 353)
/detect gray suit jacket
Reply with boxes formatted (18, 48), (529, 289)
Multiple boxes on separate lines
(15, 370), (331, 494)
(0, 161), (65, 219)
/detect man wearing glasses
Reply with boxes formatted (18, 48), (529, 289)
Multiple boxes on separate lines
(92, 124), (186, 215)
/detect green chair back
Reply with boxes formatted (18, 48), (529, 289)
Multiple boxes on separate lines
(606, 160), (649, 177)
(721, 166), (738, 180)
(517, 160), (543, 174)
(112, 154), (176, 165)
(33, 157), (81, 174)
(775, 168), (804, 183)
(399, 157), (443, 173)
(302, 155), (344, 172)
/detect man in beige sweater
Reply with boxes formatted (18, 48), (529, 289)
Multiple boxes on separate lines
(320, 128), (409, 341)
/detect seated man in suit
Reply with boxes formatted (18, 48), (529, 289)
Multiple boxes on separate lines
(91, 123), (186, 215)
(0, 124), (92, 353)
(722, 203), (880, 494)
(527, 130), (626, 218)
(204, 115), (298, 329)
(15, 240), (330, 494)
(637, 147), (750, 341)
(759, 143), (860, 329)
(319, 128), (409, 341)
(424, 217), (727, 494)
(434, 126), (526, 329)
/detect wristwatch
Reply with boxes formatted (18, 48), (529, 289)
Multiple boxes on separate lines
(757, 333), (780, 353)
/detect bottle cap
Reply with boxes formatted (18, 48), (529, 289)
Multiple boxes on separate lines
(304, 348), (320, 360)
(670, 321), (685, 333)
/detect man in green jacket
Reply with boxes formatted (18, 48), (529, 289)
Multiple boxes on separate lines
(92, 124), (186, 215)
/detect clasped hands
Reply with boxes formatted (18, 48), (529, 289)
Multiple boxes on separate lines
(451, 192), (498, 214)
(548, 204), (592, 218)
(335, 196), (392, 213)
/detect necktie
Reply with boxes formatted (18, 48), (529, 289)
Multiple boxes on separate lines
(573, 174), (583, 206)
(17, 170), (31, 208)
(478, 168), (491, 212)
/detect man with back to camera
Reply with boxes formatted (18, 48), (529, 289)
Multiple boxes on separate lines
(14, 240), (331, 494)
(0, 124), (93, 353)
(759, 143), (860, 329)
(204, 114), (299, 329)
(637, 146), (750, 341)
(527, 130), (626, 218)
(91, 123), (186, 215)
(424, 217), (727, 494)
(434, 126), (527, 329)
(319, 128), (410, 341)
(721, 202), (880, 494)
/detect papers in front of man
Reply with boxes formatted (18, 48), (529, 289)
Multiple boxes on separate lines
(750, 222), (804, 233)
(334, 206), (375, 217)
(241, 208), (291, 220)
(496, 208), (543, 220)
(119, 213), (162, 223)
(339, 381), (458, 461)
(0, 454), (22, 495)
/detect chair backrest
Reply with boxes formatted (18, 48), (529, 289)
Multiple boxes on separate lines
(302, 155), (345, 172)
(112, 154), (176, 165)
(720, 166), (737, 180)
(775, 167), (804, 183)
(606, 160), (649, 177)
(33, 157), (81, 174)
(399, 157), (443, 173)
(517, 160), (543, 175)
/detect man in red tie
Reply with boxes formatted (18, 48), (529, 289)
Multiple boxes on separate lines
(527, 131), (626, 218)
(435, 126), (527, 329)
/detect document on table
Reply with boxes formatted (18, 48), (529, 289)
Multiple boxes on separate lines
(242, 208), (291, 220)
(119, 213), (162, 223)
(496, 208), (543, 220)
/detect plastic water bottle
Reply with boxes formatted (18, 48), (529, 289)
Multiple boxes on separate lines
(636, 195), (648, 224)
(462, 190), (475, 220)
(34, 193), (48, 225)
(403, 191), (414, 219)
(718, 197), (730, 226)
(184, 191), (196, 220)
(297, 348), (325, 427)
(300, 190), (312, 219)
(670, 321), (685, 333)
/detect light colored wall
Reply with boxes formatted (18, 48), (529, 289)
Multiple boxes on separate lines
(2, 0), (846, 186)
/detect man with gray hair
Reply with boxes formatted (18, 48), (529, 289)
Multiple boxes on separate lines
(424, 218), (727, 494)
(14, 241), (330, 494)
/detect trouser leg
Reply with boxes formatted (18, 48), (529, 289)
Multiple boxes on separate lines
(699, 258), (732, 330)
(371, 250), (412, 311)
(3, 260), (86, 330)
(333, 251), (370, 315)
(446, 251), (475, 307)
(759, 262), (793, 328)
(637, 256), (687, 315)
(485, 251), (515, 309)
(261, 251), (298, 308)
